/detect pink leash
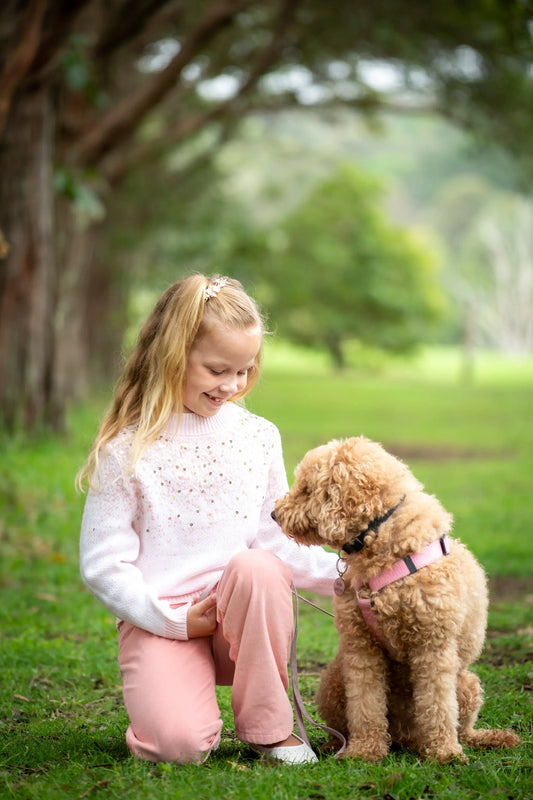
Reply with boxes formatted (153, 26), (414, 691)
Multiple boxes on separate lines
(290, 590), (347, 757)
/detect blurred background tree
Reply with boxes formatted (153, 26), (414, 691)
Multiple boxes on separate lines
(1, 0), (532, 432)
(216, 164), (445, 369)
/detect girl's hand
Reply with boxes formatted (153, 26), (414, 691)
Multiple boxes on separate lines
(187, 594), (218, 638)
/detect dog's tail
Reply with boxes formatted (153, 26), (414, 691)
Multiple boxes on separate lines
(462, 728), (521, 749)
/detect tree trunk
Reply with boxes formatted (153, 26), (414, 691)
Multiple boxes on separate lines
(325, 333), (345, 370)
(52, 203), (131, 419)
(49, 206), (97, 430)
(0, 83), (57, 431)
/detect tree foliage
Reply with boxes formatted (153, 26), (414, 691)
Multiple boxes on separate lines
(1, 0), (532, 430)
(250, 165), (445, 367)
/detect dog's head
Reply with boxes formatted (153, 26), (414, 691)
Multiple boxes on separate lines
(274, 436), (422, 553)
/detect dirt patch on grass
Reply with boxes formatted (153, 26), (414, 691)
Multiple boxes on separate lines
(489, 574), (533, 603)
(385, 442), (508, 461)
(481, 635), (532, 668)
(483, 575), (532, 668)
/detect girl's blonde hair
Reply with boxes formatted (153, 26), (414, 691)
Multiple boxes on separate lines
(77, 274), (265, 490)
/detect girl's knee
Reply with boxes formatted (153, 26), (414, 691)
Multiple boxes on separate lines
(161, 730), (219, 765)
(127, 723), (221, 765)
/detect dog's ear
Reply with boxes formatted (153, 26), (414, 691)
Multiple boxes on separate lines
(317, 477), (351, 545)
(330, 459), (378, 517)
(314, 462), (375, 546)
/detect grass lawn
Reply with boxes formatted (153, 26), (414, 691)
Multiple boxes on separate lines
(0, 345), (531, 799)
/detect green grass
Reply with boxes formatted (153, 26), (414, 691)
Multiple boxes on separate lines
(1, 345), (531, 799)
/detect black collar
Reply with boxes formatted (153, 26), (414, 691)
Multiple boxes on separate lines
(342, 495), (406, 554)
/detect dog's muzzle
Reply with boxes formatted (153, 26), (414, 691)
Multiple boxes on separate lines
(271, 509), (277, 522)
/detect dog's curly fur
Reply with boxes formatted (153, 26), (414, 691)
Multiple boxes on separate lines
(274, 436), (521, 763)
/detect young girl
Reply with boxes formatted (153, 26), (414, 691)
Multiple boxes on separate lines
(78, 273), (338, 765)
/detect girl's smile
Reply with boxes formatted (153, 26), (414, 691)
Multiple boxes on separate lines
(183, 324), (262, 417)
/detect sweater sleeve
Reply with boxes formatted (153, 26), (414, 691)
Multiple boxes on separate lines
(250, 426), (338, 595)
(79, 450), (191, 640)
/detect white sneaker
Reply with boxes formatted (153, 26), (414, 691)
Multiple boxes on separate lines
(252, 734), (318, 764)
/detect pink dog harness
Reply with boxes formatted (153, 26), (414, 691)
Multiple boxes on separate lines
(354, 535), (451, 659)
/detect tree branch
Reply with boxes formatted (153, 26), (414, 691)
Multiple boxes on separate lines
(0, 0), (47, 137)
(100, 0), (302, 182)
(102, 87), (441, 186)
(71, 0), (251, 167)
(234, 0), (301, 96)
(93, 0), (179, 60)
(31, 0), (93, 79)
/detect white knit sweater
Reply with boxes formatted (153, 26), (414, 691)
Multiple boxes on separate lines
(80, 402), (337, 640)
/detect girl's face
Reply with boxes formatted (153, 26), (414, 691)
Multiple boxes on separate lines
(182, 324), (262, 417)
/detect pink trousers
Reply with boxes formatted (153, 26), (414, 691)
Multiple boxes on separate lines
(117, 550), (295, 764)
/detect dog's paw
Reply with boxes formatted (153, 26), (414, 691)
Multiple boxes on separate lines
(422, 744), (468, 764)
(319, 739), (343, 756)
(345, 739), (389, 762)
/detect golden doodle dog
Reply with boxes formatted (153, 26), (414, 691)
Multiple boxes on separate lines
(274, 436), (521, 763)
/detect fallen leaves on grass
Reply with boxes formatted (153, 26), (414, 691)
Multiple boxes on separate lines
(225, 760), (251, 771)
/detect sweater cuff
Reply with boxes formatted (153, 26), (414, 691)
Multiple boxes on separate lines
(164, 602), (190, 640)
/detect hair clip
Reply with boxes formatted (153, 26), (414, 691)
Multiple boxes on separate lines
(204, 277), (228, 301)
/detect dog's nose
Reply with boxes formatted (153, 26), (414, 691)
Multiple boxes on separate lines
(271, 509), (277, 522)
